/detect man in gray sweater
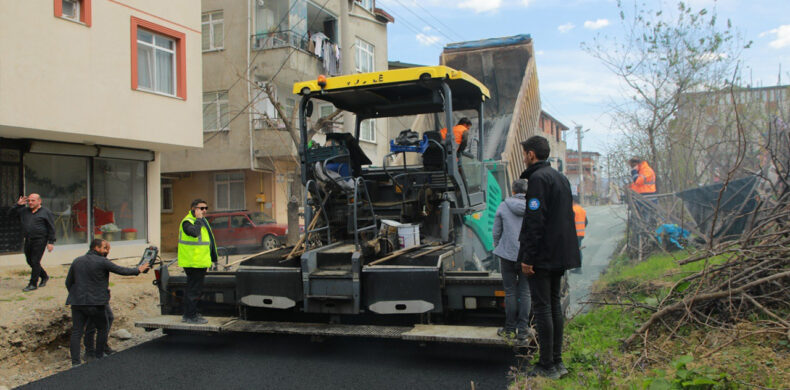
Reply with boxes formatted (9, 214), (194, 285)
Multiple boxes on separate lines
(492, 179), (531, 342)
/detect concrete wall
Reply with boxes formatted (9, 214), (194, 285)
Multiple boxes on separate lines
(0, 0), (203, 151)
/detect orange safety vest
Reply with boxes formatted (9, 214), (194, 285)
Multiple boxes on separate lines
(439, 124), (469, 145)
(572, 204), (587, 237)
(630, 161), (657, 194)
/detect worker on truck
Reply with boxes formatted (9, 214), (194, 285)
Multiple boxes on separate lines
(572, 196), (587, 273)
(440, 117), (472, 152)
(178, 199), (218, 325)
(629, 157), (656, 194)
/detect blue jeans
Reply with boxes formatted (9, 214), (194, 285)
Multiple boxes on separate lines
(499, 257), (531, 332)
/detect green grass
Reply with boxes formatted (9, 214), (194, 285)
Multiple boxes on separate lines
(601, 250), (730, 286)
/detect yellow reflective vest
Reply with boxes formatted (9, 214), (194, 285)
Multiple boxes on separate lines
(177, 212), (216, 268)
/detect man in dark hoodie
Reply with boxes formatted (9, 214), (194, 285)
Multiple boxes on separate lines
(518, 136), (581, 379)
(65, 239), (149, 366)
(492, 179), (531, 342)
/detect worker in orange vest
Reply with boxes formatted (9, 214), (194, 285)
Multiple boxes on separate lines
(440, 117), (472, 152)
(572, 196), (587, 272)
(629, 157), (656, 194)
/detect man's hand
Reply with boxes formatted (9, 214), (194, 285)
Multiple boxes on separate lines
(138, 263), (150, 273)
(46, 243), (54, 252)
(521, 263), (535, 276)
(17, 196), (27, 206)
(194, 208), (205, 219)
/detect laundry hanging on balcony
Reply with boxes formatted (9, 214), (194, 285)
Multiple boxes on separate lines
(308, 32), (340, 76)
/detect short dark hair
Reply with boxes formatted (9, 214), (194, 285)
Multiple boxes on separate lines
(457, 117), (472, 127)
(629, 157), (642, 164)
(90, 238), (106, 250)
(512, 179), (528, 194)
(190, 199), (207, 208)
(520, 136), (550, 160)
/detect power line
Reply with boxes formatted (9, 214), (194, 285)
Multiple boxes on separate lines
(380, 5), (445, 50)
(384, 0), (458, 42)
(410, 1), (465, 42)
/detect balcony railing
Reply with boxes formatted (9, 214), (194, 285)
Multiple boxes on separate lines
(251, 30), (309, 52)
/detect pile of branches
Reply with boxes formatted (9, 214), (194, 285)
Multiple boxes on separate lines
(625, 189), (790, 352)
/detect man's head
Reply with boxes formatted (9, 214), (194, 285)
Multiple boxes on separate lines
(90, 238), (110, 257)
(512, 179), (528, 195)
(520, 136), (550, 167)
(27, 193), (42, 210)
(457, 117), (472, 129)
(629, 157), (642, 168)
(191, 199), (208, 218)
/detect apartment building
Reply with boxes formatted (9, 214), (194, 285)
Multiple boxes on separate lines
(0, 0), (202, 265)
(159, 0), (392, 251)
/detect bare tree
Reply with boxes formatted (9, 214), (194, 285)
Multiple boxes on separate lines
(583, 0), (750, 192)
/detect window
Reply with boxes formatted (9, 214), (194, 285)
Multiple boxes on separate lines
(136, 29), (176, 96)
(360, 118), (376, 142)
(208, 216), (229, 229)
(203, 91), (229, 132)
(253, 80), (280, 128)
(161, 180), (173, 213)
(131, 17), (187, 99)
(356, 0), (374, 12)
(201, 11), (224, 51)
(92, 159), (147, 242)
(215, 172), (245, 211)
(355, 38), (374, 73)
(231, 215), (252, 228)
(54, 0), (91, 26)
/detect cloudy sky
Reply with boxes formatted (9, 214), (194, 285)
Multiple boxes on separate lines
(380, 0), (790, 153)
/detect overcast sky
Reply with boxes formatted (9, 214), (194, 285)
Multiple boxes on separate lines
(381, 0), (790, 153)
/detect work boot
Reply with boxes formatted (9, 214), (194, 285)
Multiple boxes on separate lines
(104, 345), (116, 355)
(22, 285), (37, 292)
(39, 275), (49, 287)
(516, 328), (534, 342)
(527, 364), (560, 380)
(555, 362), (569, 378)
(497, 328), (516, 339)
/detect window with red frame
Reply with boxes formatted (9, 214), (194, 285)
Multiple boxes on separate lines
(130, 17), (187, 99)
(54, 0), (91, 26)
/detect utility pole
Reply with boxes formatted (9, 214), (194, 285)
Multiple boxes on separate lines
(575, 125), (584, 205)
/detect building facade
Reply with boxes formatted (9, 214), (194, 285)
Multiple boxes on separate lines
(565, 150), (601, 203)
(159, 0), (392, 251)
(0, 0), (202, 264)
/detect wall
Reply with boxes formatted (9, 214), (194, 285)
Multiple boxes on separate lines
(0, 0), (203, 152)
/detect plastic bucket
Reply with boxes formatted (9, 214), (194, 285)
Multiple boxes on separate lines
(398, 224), (420, 249)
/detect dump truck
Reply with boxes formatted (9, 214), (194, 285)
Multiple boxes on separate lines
(138, 66), (563, 346)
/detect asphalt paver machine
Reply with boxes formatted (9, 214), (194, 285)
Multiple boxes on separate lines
(141, 67), (522, 346)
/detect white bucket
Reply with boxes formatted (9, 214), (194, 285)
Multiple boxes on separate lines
(398, 224), (420, 249)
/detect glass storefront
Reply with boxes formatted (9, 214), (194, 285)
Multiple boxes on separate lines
(92, 159), (147, 242)
(24, 154), (89, 246)
(0, 152), (149, 252)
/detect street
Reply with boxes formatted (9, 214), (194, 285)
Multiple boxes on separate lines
(20, 333), (514, 390)
(566, 204), (627, 314)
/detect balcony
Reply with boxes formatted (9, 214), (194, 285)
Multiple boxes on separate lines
(251, 30), (309, 52)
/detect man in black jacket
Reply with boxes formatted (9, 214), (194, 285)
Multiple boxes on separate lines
(65, 239), (149, 366)
(8, 194), (56, 291)
(517, 136), (581, 379)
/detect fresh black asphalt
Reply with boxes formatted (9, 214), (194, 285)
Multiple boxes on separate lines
(20, 333), (517, 390)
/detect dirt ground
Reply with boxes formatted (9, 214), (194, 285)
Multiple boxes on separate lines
(0, 257), (163, 388)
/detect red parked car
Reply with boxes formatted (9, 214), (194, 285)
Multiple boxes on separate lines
(205, 211), (287, 251)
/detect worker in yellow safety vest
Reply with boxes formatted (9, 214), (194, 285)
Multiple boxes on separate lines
(572, 196), (587, 273)
(629, 157), (657, 194)
(178, 199), (218, 324)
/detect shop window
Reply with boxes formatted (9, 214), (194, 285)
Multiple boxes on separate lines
(0, 148), (24, 253)
(92, 159), (147, 242)
(23, 154), (89, 246)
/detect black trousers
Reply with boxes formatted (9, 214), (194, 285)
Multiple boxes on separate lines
(529, 268), (565, 369)
(71, 305), (108, 365)
(24, 237), (48, 287)
(183, 267), (207, 318)
(85, 305), (114, 353)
